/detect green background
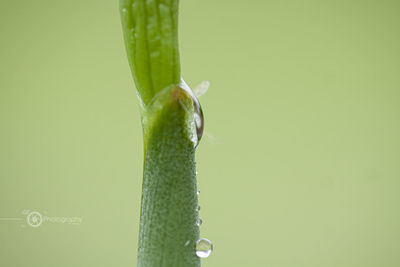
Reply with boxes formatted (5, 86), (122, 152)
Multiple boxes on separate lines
(1, 0), (400, 266)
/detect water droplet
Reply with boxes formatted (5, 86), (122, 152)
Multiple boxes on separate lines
(197, 205), (201, 211)
(197, 190), (200, 195)
(195, 218), (202, 226)
(196, 238), (213, 258)
(179, 78), (204, 147)
(121, 8), (127, 13)
(193, 111), (203, 139)
(192, 98), (204, 146)
(184, 240), (190, 247)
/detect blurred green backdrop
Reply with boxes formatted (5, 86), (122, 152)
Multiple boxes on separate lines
(1, 0), (400, 266)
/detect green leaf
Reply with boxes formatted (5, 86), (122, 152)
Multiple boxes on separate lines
(120, 0), (181, 107)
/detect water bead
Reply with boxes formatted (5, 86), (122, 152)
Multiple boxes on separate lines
(195, 238), (213, 258)
(179, 78), (204, 147)
(195, 218), (202, 227)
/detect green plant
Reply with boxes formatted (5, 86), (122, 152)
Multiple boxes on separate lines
(119, 1), (208, 266)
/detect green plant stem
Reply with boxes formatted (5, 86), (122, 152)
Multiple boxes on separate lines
(139, 87), (200, 267)
(119, 1), (201, 266)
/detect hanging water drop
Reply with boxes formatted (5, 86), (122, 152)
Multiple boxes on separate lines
(179, 78), (204, 147)
(195, 218), (202, 227)
(192, 97), (203, 145)
(193, 110), (203, 141)
(196, 238), (213, 258)
(197, 190), (200, 195)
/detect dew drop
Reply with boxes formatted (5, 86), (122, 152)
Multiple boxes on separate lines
(197, 190), (200, 195)
(184, 240), (190, 247)
(195, 218), (202, 227)
(121, 8), (127, 13)
(193, 109), (203, 142)
(196, 238), (213, 258)
(179, 78), (204, 147)
(192, 98), (204, 146)
(196, 205), (201, 211)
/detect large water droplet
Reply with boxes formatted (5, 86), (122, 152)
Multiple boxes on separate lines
(195, 218), (202, 227)
(179, 78), (204, 147)
(193, 107), (204, 143)
(196, 238), (213, 258)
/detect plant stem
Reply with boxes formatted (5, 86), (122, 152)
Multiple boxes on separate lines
(139, 87), (200, 267)
(119, 1), (201, 266)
